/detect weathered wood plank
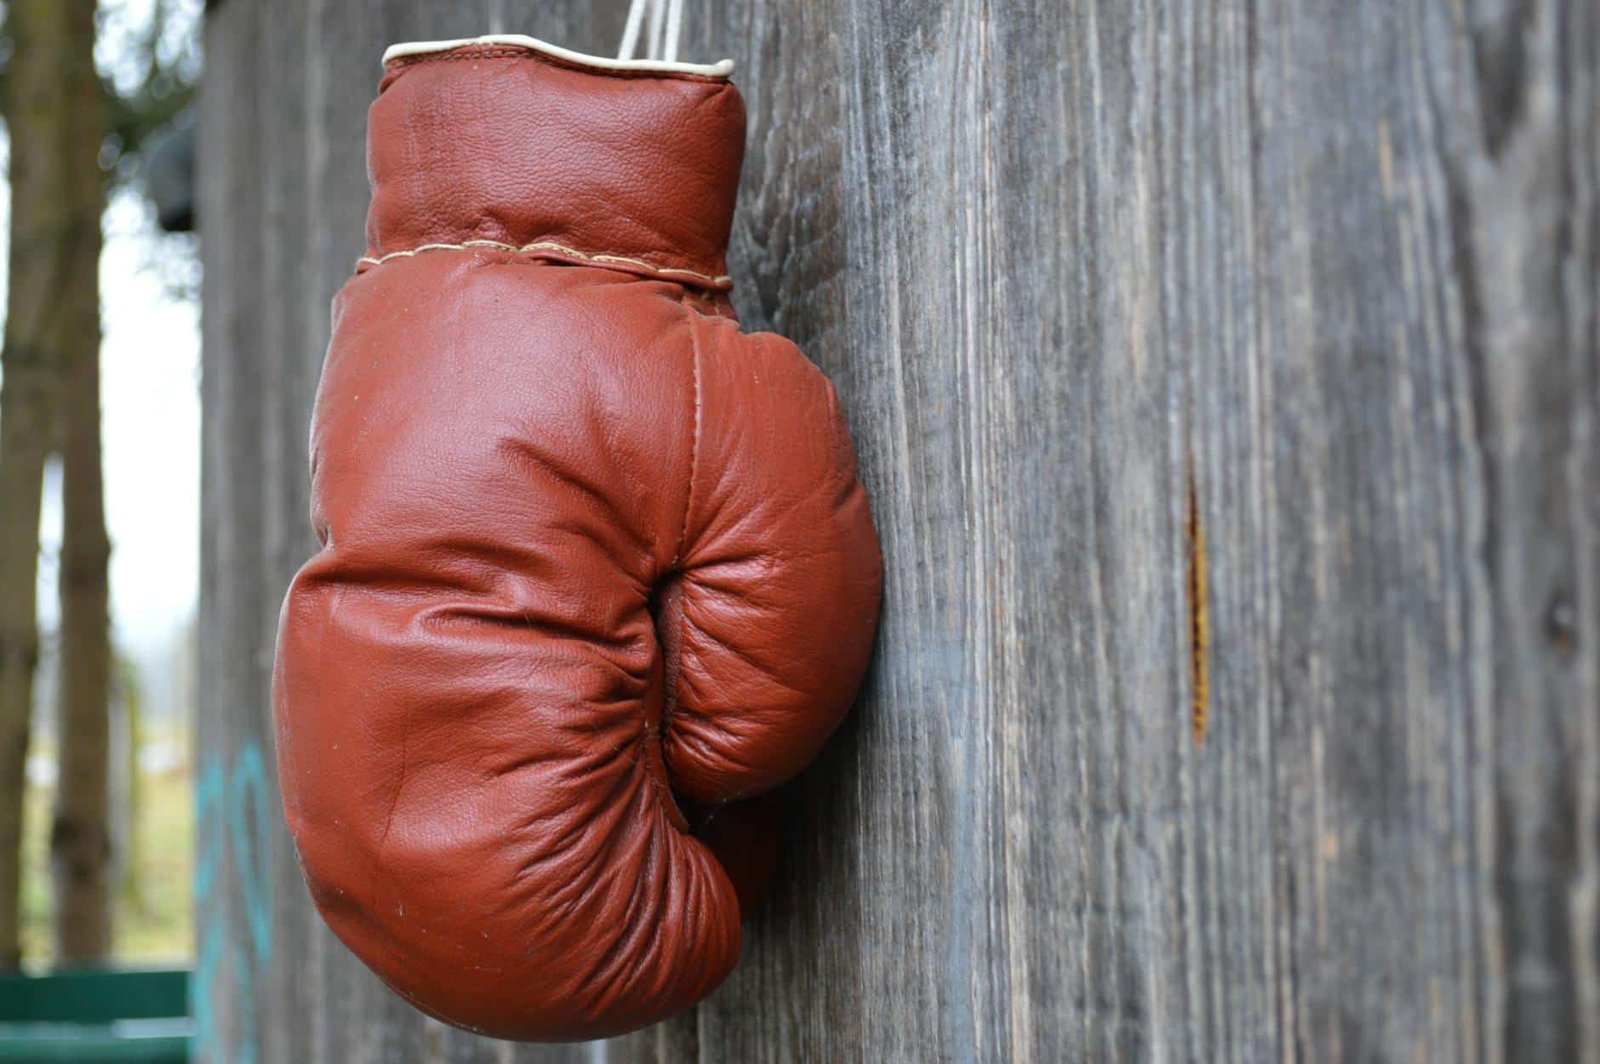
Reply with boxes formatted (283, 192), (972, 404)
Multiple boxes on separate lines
(198, 0), (1599, 1061)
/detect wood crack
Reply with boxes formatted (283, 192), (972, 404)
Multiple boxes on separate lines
(1185, 464), (1210, 745)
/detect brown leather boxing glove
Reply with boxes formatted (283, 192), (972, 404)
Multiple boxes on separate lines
(270, 34), (881, 1042)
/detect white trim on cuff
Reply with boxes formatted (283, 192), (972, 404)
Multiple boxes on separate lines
(381, 34), (734, 78)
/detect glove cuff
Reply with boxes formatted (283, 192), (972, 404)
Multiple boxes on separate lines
(361, 34), (746, 291)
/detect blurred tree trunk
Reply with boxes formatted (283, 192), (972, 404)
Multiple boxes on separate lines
(0, 0), (186, 970)
(48, 0), (114, 963)
(0, 0), (85, 972)
(116, 658), (143, 909)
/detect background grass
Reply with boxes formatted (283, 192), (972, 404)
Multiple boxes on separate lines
(20, 727), (193, 967)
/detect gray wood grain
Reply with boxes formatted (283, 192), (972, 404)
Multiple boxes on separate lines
(197, 0), (1599, 1061)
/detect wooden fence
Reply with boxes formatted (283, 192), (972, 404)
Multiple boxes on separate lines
(196, 0), (1599, 1060)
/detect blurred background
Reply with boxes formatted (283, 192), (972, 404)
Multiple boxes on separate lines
(0, 0), (201, 974)
(2, 1), (1595, 1062)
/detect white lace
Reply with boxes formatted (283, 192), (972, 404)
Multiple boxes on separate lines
(618, 0), (686, 63)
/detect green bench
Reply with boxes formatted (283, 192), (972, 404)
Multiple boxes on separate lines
(0, 968), (191, 1063)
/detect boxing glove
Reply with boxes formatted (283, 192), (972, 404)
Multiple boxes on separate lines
(271, 34), (882, 1042)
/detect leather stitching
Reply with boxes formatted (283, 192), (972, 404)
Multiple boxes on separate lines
(356, 239), (732, 288)
(676, 310), (703, 566)
(656, 309), (703, 811)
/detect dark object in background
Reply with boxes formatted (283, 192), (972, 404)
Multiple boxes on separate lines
(141, 108), (195, 233)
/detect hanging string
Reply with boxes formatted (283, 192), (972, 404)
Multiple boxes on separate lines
(618, 0), (685, 62)
(646, 0), (666, 60)
(618, 0), (647, 60)
(662, 0), (683, 62)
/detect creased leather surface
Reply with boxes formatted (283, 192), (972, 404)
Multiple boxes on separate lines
(272, 41), (882, 1043)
